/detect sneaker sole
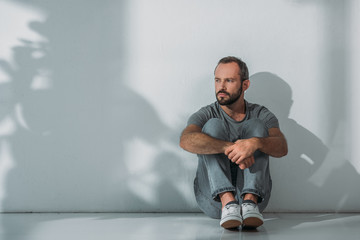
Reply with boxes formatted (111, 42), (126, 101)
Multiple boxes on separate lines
(242, 216), (263, 228)
(220, 218), (242, 229)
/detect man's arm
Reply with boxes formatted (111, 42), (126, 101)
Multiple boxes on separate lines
(179, 124), (233, 154)
(225, 127), (288, 165)
(180, 125), (287, 170)
(254, 127), (288, 157)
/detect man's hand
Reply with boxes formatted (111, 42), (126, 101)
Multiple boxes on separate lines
(224, 138), (259, 169)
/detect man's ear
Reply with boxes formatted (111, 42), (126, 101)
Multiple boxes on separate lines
(242, 79), (250, 91)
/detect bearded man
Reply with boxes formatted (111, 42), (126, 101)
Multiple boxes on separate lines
(180, 56), (288, 229)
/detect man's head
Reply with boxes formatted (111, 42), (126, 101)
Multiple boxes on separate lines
(215, 56), (249, 82)
(214, 56), (250, 106)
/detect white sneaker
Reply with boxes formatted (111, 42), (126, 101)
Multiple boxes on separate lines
(241, 202), (264, 228)
(220, 203), (242, 229)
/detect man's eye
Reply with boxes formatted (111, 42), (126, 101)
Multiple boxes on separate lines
(226, 79), (232, 82)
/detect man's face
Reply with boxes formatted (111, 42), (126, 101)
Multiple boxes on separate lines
(214, 62), (243, 106)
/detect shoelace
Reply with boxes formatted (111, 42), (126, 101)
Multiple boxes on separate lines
(242, 203), (256, 208)
(224, 204), (234, 210)
(224, 205), (241, 216)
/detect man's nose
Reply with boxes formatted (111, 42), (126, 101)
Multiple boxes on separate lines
(219, 80), (226, 89)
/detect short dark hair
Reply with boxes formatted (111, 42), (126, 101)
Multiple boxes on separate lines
(216, 56), (249, 82)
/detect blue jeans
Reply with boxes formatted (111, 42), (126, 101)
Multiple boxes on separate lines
(193, 118), (272, 219)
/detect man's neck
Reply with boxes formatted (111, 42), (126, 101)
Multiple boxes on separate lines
(220, 99), (246, 121)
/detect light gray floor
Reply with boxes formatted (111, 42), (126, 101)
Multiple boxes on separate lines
(0, 213), (359, 240)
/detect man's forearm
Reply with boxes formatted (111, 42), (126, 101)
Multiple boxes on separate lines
(253, 136), (288, 158)
(180, 132), (232, 154)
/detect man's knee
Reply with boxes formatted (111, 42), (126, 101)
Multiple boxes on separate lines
(202, 118), (228, 141)
(242, 118), (269, 138)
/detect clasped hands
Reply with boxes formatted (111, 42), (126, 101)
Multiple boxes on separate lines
(224, 138), (258, 170)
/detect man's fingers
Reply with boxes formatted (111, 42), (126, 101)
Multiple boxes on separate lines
(237, 156), (255, 169)
(224, 145), (233, 156)
(227, 148), (239, 161)
(245, 156), (254, 165)
(235, 156), (245, 165)
(235, 154), (250, 165)
(227, 151), (234, 159)
(230, 153), (241, 163)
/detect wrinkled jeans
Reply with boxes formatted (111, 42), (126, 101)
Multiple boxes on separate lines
(194, 118), (272, 219)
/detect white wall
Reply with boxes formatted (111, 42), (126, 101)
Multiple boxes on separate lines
(0, 0), (359, 212)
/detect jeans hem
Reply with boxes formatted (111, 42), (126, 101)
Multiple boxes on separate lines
(212, 187), (236, 202)
(241, 188), (264, 203)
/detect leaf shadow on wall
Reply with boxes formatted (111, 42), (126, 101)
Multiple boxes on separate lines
(247, 72), (360, 211)
(0, 0), (191, 238)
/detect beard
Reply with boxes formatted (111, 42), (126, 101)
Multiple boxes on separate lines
(216, 85), (243, 106)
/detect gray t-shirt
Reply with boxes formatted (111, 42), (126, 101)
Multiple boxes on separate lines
(187, 100), (279, 141)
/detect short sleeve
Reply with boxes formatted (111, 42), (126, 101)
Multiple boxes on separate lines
(258, 107), (279, 129)
(187, 107), (212, 128)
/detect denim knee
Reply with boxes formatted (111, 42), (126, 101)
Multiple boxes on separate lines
(242, 118), (269, 138)
(202, 118), (229, 141)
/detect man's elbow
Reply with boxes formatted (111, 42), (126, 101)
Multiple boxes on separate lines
(179, 136), (188, 151)
(272, 144), (288, 158)
(179, 140), (185, 150)
(180, 135), (196, 153)
(280, 144), (288, 157)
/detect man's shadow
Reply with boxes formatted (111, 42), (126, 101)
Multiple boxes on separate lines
(246, 72), (360, 212)
(246, 72), (330, 211)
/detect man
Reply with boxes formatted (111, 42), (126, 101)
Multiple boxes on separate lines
(179, 56), (288, 229)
